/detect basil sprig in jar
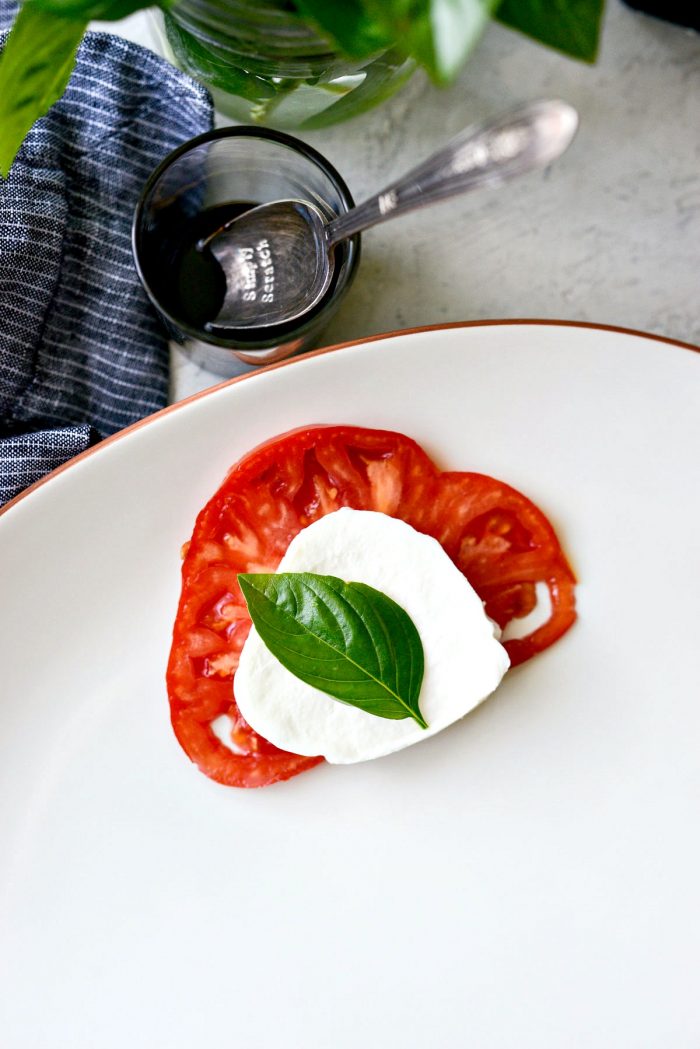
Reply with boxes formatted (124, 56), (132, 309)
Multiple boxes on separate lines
(163, 0), (415, 130)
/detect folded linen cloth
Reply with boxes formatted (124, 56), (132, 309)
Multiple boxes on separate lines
(0, 4), (213, 505)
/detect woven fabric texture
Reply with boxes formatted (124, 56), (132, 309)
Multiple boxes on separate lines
(0, 4), (212, 504)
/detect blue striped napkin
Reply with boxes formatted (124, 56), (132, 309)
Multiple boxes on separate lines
(0, 3), (213, 505)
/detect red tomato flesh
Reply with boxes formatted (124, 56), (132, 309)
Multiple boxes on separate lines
(166, 426), (576, 788)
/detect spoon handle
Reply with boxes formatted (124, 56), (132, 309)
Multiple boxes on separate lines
(325, 99), (578, 247)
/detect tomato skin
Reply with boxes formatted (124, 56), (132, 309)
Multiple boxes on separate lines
(426, 471), (576, 667)
(167, 425), (576, 787)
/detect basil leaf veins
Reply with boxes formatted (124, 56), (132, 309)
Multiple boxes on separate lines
(238, 572), (428, 729)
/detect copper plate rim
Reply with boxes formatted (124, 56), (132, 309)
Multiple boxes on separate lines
(2, 318), (698, 519)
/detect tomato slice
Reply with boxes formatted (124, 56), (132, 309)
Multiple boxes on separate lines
(166, 425), (576, 787)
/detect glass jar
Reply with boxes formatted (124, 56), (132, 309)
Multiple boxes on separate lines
(162, 0), (416, 130)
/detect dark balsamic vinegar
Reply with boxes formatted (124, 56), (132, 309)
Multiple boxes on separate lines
(145, 201), (254, 332)
(142, 199), (350, 339)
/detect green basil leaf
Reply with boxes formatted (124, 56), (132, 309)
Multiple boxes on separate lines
(412, 0), (498, 84)
(32, 0), (168, 20)
(362, 0), (496, 84)
(294, 0), (392, 58)
(238, 572), (427, 728)
(0, 2), (87, 178)
(496, 0), (605, 63)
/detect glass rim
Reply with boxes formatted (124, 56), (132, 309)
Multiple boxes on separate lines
(132, 125), (360, 349)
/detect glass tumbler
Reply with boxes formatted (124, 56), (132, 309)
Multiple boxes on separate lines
(132, 127), (360, 377)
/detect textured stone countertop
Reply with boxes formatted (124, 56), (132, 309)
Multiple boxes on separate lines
(113, 1), (700, 399)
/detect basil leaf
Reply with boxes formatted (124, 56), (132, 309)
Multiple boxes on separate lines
(239, 572), (427, 728)
(496, 0), (605, 63)
(359, 0), (496, 84)
(33, 0), (169, 20)
(294, 0), (497, 83)
(294, 0), (392, 58)
(0, 2), (87, 178)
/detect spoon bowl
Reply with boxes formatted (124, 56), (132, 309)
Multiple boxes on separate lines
(205, 99), (579, 331)
(202, 199), (332, 332)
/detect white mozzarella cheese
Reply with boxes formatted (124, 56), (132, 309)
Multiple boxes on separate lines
(235, 508), (509, 764)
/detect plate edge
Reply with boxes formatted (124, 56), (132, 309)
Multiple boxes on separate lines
(2, 318), (698, 519)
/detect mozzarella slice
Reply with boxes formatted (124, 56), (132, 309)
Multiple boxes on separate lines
(235, 508), (509, 764)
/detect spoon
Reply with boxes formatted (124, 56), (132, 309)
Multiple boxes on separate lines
(203, 99), (579, 332)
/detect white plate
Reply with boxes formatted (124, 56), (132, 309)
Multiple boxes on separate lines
(1, 322), (699, 1049)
